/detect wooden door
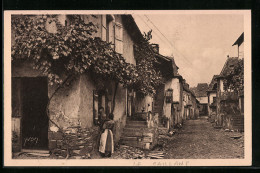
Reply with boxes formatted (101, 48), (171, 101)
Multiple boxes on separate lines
(21, 77), (49, 150)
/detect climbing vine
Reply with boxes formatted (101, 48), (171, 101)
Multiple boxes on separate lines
(223, 58), (244, 95)
(11, 15), (162, 96)
(133, 30), (163, 96)
(11, 15), (138, 87)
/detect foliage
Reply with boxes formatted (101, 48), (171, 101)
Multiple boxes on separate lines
(11, 15), (137, 88)
(134, 30), (163, 96)
(11, 15), (161, 96)
(223, 58), (244, 95)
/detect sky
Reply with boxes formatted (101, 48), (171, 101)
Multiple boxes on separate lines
(132, 13), (244, 87)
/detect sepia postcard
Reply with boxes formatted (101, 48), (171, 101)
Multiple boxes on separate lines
(4, 10), (252, 166)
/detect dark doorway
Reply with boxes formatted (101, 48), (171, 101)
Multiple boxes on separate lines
(21, 77), (49, 150)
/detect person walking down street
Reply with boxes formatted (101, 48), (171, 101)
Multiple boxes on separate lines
(98, 107), (114, 157)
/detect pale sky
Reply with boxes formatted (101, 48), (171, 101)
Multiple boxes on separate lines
(132, 14), (244, 87)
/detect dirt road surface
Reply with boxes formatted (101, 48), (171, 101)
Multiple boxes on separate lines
(162, 116), (244, 159)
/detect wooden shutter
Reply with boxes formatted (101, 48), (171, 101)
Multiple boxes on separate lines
(101, 15), (107, 41)
(93, 90), (99, 125)
(114, 22), (123, 54)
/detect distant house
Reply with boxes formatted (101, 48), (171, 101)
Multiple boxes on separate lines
(182, 82), (198, 120)
(191, 83), (209, 116)
(207, 75), (218, 122)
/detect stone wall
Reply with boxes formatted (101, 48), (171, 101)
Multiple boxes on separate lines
(48, 126), (100, 158)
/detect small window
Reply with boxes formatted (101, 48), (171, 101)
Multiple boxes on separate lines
(213, 97), (217, 103)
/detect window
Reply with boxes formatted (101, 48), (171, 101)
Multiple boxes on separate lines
(114, 22), (123, 54)
(213, 97), (217, 103)
(93, 89), (113, 125)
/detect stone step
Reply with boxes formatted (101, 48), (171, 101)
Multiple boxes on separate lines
(120, 140), (144, 148)
(232, 118), (244, 120)
(233, 125), (244, 128)
(121, 136), (138, 141)
(126, 121), (147, 125)
(232, 121), (244, 123)
(233, 122), (244, 125)
(125, 124), (148, 128)
(122, 131), (143, 137)
(123, 127), (154, 133)
(232, 122), (244, 124)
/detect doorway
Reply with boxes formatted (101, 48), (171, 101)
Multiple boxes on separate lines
(20, 77), (49, 150)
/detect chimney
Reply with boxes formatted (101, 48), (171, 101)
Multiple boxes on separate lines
(151, 44), (159, 54)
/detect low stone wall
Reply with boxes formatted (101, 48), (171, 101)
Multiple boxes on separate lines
(48, 126), (100, 158)
(222, 114), (244, 131)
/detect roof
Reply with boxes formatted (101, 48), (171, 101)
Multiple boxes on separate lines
(192, 83), (209, 97)
(232, 32), (244, 47)
(220, 57), (240, 76)
(121, 15), (145, 44)
(154, 53), (174, 79)
(154, 54), (181, 80)
(207, 75), (219, 92)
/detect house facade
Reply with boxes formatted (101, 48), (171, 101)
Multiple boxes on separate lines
(11, 14), (151, 154)
(191, 83), (209, 116)
(207, 75), (218, 122)
(152, 51), (185, 129)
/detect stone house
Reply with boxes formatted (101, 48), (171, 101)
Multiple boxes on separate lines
(215, 57), (244, 130)
(207, 75), (218, 122)
(182, 81), (199, 120)
(182, 82), (192, 120)
(152, 51), (184, 129)
(190, 90), (199, 119)
(191, 83), (209, 116)
(11, 14), (152, 155)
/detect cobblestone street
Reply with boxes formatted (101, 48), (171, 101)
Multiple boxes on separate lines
(163, 116), (244, 159)
(112, 116), (244, 159)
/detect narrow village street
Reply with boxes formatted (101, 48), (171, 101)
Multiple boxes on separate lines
(111, 116), (244, 159)
(9, 13), (245, 165)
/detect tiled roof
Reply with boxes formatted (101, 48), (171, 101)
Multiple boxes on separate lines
(208, 75), (219, 91)
(192, 83), (209, 97)
(220, 57), (240, 76)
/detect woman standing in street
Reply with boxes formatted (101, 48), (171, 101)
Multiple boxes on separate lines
(98, 107), (114, 157)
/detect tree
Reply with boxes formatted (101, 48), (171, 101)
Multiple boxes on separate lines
(133, 30), (162, 97)
(223, 58), (244, 95)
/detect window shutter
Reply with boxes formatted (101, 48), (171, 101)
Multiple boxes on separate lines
(93, 90), (99, 125)
(114, 22), (123, 54)
(101, 15), (107, 41)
